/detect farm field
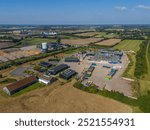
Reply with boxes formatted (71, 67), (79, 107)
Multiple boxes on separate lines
(0, 80), (132, 112)
(113, 40), (143, 52)
(122, 40), (150, 96)
(95, 32), (119, 38)
(19, 38), (56, 46)
(61, 29), (95, 34)
(62, 38), (103, 46)
(74, 32), (100, 37)
(95, 39), (121, 46)
(0, 42), (16, 49)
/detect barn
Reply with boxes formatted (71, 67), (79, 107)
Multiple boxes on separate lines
(49, 64), (69, 75)
(3, 76), (38, 96)
(59, 69), (77, 80)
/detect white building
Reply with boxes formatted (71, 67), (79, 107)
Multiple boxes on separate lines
(39, 76), (57, 85)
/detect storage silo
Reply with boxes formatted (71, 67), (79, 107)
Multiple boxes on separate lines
(42, 42), (48, 52)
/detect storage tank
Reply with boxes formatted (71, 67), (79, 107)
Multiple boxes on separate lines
(42, 43), (48, 52)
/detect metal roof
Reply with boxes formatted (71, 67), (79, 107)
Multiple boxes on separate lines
(5, 76), (38, 92)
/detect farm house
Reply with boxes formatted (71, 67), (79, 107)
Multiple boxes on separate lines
(3, 76), (38, 96)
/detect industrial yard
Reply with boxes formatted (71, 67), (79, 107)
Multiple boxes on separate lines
(61, 50), (132, 97)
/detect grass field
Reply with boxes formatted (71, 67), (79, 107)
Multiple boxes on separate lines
(0, 80), (132, 112)
(123, 54), (136, 79)
(121, 40), (150, 96)
(139, 41), (150, 95)
(95, 39), (121, 46)
(19, 38), (56, 46)
(0, 78), (17, 84)
(113, 40), (143, 52)
(95, 32), (119, 38)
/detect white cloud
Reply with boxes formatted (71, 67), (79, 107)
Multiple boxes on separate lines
(115, 6), (127, 11)
(137, 5), (150, 10)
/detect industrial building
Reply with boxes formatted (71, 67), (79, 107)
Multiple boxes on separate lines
(39, 76), (57, 85)
(91, 49), (123, 64)
(39, 61), (52, 68)
(3, 76), (38, 96)
(59, 69), (77, 80)
(64, 57), (80, 62)
(49, 64), (69, 75)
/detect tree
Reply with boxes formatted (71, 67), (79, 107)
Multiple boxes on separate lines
(57, 37), (61, 44)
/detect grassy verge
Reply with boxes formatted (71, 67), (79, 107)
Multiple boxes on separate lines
(12, 82), (45, 97)
(123, 54), (136, 79)
(134, 40), (148, 79)
(0, 78), (17, 84)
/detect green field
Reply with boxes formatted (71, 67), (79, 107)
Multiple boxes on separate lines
(123, 54), (136, 79)
(19, 38), (56, 46)
(113, 40), (143, 52)
(0, 78), (17, 84)
(95, 32), (119, 38)
(139, 41), (150, 95)
(122, 40), (150, 96)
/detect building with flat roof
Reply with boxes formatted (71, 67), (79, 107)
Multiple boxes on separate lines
(39, 61), (52, 68)
(59, 69), (77, 80)
(49, 64), (69, 75)
(64, 57), (80, 62)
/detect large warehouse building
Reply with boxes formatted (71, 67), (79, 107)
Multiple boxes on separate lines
(49, 64), (69, 75)
(3, 76), (38, 96)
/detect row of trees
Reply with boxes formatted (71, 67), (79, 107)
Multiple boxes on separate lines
(134, 40), (149, 79)
(74, 81), (137, 106)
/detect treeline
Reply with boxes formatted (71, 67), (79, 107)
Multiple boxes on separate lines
(138, 92), (150, 113)
(74, 81), (150, 112)
(0, 35), (21, 42)
(134, 40), (148, 79)
(74, 81), (137, 106)
(0, 47), (77, 71)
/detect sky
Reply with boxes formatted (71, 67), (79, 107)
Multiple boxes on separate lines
(0, 0), (150, 25)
